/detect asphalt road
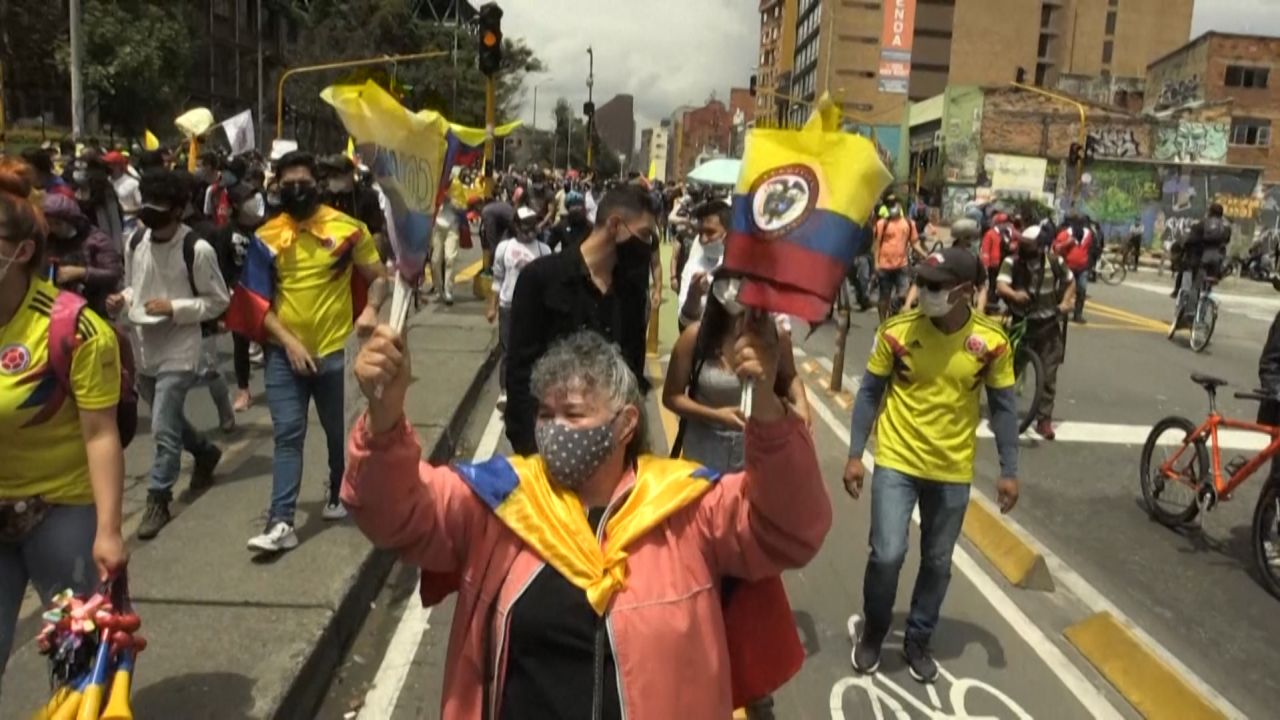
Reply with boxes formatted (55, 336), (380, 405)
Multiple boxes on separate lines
(316, 262), (1280, 719)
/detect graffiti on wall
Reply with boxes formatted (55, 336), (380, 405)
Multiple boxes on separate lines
(1087, 127), (1142, 158)
(1260, 185), (1280, 252)
(984, 154), (1048, 194)
(944, 89), (983, 184)
(1155, 166), (1262, 248)
(1079, 162), (1160, 225)
(1155, 75), (1202, 111)
(1153, 122), (1229, 164)
(943, 185), (975, 222)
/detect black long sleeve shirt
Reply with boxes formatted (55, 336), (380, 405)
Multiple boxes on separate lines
(504, 246), (651, 455)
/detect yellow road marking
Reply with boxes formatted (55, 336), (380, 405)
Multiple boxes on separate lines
(1085, 300), (1168, 331)
(1075, 322), (1166, 334)
(961, 499), (1054, 591)
(646, 357), (680, 453)
(1065, 612), (1228, 720)
(454, 259), (484, 284)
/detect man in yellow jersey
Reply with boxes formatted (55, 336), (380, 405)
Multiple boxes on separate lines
(233, 151), (387, 553)
(841, 248), (1021, 684)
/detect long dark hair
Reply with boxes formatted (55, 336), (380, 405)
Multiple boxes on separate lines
(693, 282), (735, 363)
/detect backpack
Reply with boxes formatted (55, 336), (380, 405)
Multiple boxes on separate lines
(996, 225), (1015, 261)
(48, 291), (139, 448)
(128, 226), (221, 337)
(1011, 253), (1069, 309)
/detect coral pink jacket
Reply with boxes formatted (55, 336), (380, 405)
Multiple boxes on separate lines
(341, 412), (831, 719)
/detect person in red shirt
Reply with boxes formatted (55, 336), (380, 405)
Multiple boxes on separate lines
(980, 213), (1017, 313)
(1052, 214), (1094, 324)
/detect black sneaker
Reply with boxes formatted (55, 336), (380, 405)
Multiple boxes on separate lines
(137, 494), (171, 540)
(852, 639), (882, 674)
(191, 446), (222, 491)
(903, 636), (939, 683)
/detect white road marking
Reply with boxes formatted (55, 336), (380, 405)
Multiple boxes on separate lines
(978, 419), (1272, 451)
(357, 408), (506, 720)
(968, 491), (1250, 720)
(803, 378), (1124, 719)
(1124, 280), (1280, 323)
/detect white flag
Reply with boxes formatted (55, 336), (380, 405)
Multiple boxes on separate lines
(222, 109), (255, 156)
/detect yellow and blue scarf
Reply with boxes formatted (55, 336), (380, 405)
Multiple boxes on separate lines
(452, 454), (721, 614)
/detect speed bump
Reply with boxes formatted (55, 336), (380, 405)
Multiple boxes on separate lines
(1065, 611), (1227, 720)
(961, 498), (1054, 591)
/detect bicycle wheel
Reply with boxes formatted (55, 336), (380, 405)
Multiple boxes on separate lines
(1102, 259), (1127, 285)
(1139, 416), (1208, 525)
(1252, 477), (1280, 600)
(1013, 347), (1045, 435)
(1189, 299), (1218, 353)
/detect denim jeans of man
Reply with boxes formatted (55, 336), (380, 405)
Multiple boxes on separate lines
(1073, 269), (1088, 318)
(264, 346), (345, 525)
(137, 372), (216, 499)
(862, 465), (971, 645)
(0, 504), (96, 679)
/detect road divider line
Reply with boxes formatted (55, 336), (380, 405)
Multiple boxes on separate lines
(969, 491), (1248, 719)
(358, 407), (505, 720)
(801, 378), (1123, 719)
(454, 259), (484, 284)
(976, 420), (1268, 450)
(1065, 612), (1228, 720)
(1085, 300), (1168, 331)
(961, 500), (1053, 590)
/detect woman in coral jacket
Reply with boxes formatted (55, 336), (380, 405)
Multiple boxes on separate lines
(342, 321), (831, 720)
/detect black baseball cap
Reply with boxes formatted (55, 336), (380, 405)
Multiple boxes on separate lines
(914, 248), (984, 287)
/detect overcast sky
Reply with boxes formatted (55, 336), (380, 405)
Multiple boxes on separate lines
(504, 0), (1280, 150)
(503, 0), (757, 146)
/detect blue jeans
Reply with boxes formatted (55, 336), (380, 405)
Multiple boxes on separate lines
(264, 347), (346, 524)
(1073, 269), (1088, 318)
(138, 371), (216, 499)
(862, 466), (971, 645)
(0, 504), (97, 677)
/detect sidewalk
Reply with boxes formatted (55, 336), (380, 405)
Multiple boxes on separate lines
(0, 300), (497, 719)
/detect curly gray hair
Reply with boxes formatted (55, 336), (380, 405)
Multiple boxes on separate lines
(530, 330), (649, 459)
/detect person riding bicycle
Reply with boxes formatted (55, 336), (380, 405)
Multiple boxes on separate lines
(1176, 203), (1232, 325)
(996, 226), (1076, 440)
(980, 213), (1018, 314)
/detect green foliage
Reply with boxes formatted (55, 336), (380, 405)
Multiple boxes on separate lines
(287, 0), (543, 147)
(55, 0), (191, 134)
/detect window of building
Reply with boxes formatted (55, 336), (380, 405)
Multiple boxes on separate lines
(1041, 6), (1054, 29)
(1231, 117), (1272, 146)
(1102, 40), (1114, 65)
(1105, 11), (1117, 35)
(1109, 0), (1118, 6)
(1225, 65), (1270, 88)
(1035, 63), (1048, 86)
(1038, 35), (1050, 58)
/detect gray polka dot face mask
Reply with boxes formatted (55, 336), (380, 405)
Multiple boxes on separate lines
(535, 416), (619, 491)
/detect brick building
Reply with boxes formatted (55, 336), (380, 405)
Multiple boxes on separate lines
(672, 99), (733, 181)
(756, 0), (798, 122)
(594, 94), (637, 171)
(784, 0), (1193, 128)
(1145, 32), (1280, 182)
(638, 124), (670, 182)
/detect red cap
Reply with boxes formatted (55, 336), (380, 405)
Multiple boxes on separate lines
(103, 151), (128, 167)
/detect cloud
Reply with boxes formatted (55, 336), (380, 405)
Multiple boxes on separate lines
(501, 0), (757, 150)
(1193, 0), (1280, 35)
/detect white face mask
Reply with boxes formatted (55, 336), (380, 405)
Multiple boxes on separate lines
(0, 247), (21, 282)
(701, 238), (725, 262)
(919, 287), (958, 318)
(711, 277), (744, 316)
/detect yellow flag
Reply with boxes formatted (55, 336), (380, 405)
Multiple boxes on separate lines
(143, 130), (160, 151)
(647, 156), (657, 181)
(345, 136), (355, 159)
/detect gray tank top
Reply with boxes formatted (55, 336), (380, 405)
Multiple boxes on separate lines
(682, 360), (746, 473)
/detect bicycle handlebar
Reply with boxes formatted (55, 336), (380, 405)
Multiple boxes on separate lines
(1235, 390), (1275, 403)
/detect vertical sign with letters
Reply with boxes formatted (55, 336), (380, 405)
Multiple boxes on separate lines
(878, 0), (916, 94)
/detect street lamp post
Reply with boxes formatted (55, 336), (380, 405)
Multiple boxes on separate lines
(586, 47), (594, 170)
(532, 83), (543, 131)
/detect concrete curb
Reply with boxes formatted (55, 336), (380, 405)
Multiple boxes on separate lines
(274, 333), (499, 720)
(961, 498), (1055, 592)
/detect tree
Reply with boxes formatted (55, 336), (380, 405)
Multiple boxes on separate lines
(55, 0), (191, 135)
(285, 0), (543, 147)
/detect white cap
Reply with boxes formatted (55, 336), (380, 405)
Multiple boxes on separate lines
(1022, 226), (1042, 243)
(517, 206), (539, 222)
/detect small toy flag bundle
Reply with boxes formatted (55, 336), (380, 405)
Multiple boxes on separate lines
(32, 576), (144, 720)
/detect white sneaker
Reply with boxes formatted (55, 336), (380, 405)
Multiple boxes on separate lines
(496, 392), (507, 412)
(322, 501), (348, 521)
(247, 521), (298, 553)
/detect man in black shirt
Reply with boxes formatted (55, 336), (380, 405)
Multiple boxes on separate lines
(320, 154), (387, 258)
(504, 184), (658, 454)
(546, 191), (591, 254)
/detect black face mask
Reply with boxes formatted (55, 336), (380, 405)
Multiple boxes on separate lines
(280, 182), (320, 221)
(138, 206), (174, 230)
(617, 238), (652, 268)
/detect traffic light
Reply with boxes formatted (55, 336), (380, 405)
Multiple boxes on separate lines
(477, 3), (503, 77)
(749, 74), (758, 97)
(1068, 142), (1083, 165)
(1084, 135), (1098, 162)
(583, 101), (595, 117)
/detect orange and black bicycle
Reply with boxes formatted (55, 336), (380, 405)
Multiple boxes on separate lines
(1139, 373), (1280, 599)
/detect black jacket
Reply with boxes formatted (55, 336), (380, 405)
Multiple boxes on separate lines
(504, 246), (651, 454)
(1261, 311), (1280, 425)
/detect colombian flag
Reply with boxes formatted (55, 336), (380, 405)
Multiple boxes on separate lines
(417, 455), (805, 707)
(725, 93), (892, 323)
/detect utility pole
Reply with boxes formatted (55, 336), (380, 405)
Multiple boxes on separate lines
(532, 84), (540, 130)
(257, 0), (265, 150)
(567, 116), (573, 172)
(69, 0), (85, 137)
(586, 46), (594, 170)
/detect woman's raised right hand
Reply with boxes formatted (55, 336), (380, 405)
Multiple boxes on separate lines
(356, 325), (411, 434)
